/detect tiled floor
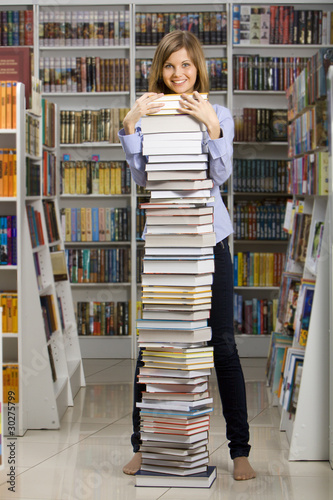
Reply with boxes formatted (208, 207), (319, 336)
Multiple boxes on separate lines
(0, 357), (332, 499)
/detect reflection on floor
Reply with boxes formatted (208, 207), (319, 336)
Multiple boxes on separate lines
(0, 357), (332, 500)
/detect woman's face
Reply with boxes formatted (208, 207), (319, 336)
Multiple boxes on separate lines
(162, 47), (197, 94)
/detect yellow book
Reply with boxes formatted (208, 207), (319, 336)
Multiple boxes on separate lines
(75, 161), (82, 194)
(65, 207), (71, 242)
(6, 81), (12, 129)
(81, 207), (86, 242)
(63, 161), (70, 194)
(0, 81), (6, 129)
(268, 253), (274, 287)
(237, 252), (243, 287)
(259, 253), (265, 287)
(115, 161), (122, 194)
(8, 149), (14, 197)
(253, 252), (259, 286)
(69, 161), (76, 194)
(6, 294), (13, 333)
(2, 149), (9, 196)
(110, 162), (116, 194)
(86, 207), (92, 241)
(12, 294), (18, 333)
(0, 149), (3, 196)
(1, 294), (7, 333)
(12, 81), (17, 129)
(81, 162), (87, 195)
(12, 151), (17, 197)
(104, 162), (110, 195)
(99, 162), (105, 194)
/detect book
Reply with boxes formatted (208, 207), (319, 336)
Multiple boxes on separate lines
(50, 251), (68, 282)
(147, 170), (208, 181)
(147, 153), (208, 164)
(142, 258), (214, 274)
(141, 273), (213, 287)
(138, 319), (208, 330)
(135, 465), (216, 487)
(141, 113), (206, 134)
(146, 93), (208, 115)
(138, 326), (212, 343)
(0, 48), (32, 107)
(146, 179), (213, 191)
(144, 246), (214, 256)
(145, 233), (216, 248)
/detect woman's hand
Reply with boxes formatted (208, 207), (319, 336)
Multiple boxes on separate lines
(123, 93), (165, 135)
(179, 91), (221, 140)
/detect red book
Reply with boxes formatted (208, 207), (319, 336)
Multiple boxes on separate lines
(282, 6), (290, 44)
(278, 6), (284, 44)
(0, 47), (32, 107)
(24, 10), (33, 46)
(269, 6), (277, 44)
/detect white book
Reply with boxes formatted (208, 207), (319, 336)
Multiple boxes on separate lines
(141, 456), (209, 468)
(139, 367), (211, 378)
(140, 197), (214, 207)
(135, 466), (216, 488)
(143, 258), (214, 275)
(142, 285), (212, 293)
(146, 179), (213, 191)
(150, 190), (211, 199)
(142, 391), (209, 401)
(138, 326), (212, 343)
(145, 206), (213, 216)
(147, 154), (208, 163)
(141, 430), (208, 443)
(147, 170), (208, 181)
(144, 246), (214, 256)
(140, 444), (208, 456)
(142, 311), (210, 321)
(146, 214), (213, 225)
(143, 131), (203, 143)
(142, 303), (210, 311)
(145, 223), (214, 235)
(142, 382), (209, 393)
(142, 361), (214, 370)
(142, 274), (213, 287)
(143, 142), (203, 155)
(145, 233), (216, 247)
(141, 113), (206, 134)
(138, 319), (208, 330)
(146, 162), (208, 172)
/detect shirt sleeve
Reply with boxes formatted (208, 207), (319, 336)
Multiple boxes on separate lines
(204, 105), (234, 187)
(118, 127), (147, 187)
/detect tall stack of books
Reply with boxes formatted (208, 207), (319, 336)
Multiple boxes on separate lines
(135, 96), (217, 488)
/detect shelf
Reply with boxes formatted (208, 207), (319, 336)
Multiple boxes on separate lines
(234, 141), (288, 146)
(40, 45), (130, 51)
(234, 192), (290, 196)
(60, 194), (131, 199)
(0, 197), (17, 202)
(235, 334), (271, 357)
(70, 282), (131, 287)
(232, 44), (332, 49)
(0, 265), (17, 271)
(235, 286), (280, 290)
(64, 241), (131, 246)
(59, 143), (122, 148)
(234, 240), (288, 244)
(234, 90), (286, 95)
(42, 92), (129, 97)
(79, 335), (132, 359)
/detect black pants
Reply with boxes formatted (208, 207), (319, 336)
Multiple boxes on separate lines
(131, 238), (251, 459)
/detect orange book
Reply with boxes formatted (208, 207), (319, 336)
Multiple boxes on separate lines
(0, 149), (3, 196)
(13, 151), (17, 197)
(0, 82), (6, 128)
(8, 149), (14, 196)
(6, 82), (12, 129)
(12, 82), (17, 129)
(2, 149), (9, 196)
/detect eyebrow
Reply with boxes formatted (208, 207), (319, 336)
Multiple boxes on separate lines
(164, 59), (192, 65)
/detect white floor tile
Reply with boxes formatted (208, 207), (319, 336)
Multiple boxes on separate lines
(0, 357), (331, 500)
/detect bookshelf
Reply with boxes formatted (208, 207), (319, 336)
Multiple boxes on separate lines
(265, 47), (332, 460)
(327, 66), (333, 468)
(28, 0), (332, 360)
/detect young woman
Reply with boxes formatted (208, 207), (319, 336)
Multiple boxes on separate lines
(119, 30), (256, 481)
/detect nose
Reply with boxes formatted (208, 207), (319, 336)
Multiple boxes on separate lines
(173, 66), (183, 76)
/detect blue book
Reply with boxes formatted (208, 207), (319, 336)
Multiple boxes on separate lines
(233, 254), (238, 286)
(91, 207), (99, 242)
(71, 208), (77, 242)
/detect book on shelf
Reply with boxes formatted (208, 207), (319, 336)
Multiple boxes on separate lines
(307, 220), (325, 274)
(2, 364), (19, 403)
(50, 251), (68, 282)
(0, 292), (18, 333)
(0, 48), (32, 107)
(279, 348), (304, 412)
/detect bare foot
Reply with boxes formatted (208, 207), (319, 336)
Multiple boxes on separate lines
(233, 456), (256, 480)
(122, 452), (142, 475)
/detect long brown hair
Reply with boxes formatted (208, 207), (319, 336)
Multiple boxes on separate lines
(148, 30), (209, 94)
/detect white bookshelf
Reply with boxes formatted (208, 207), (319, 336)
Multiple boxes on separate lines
(327, 66), (333, 469)
(30, 0), (333, 360)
